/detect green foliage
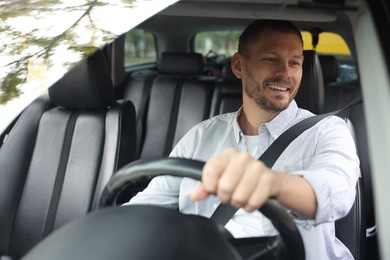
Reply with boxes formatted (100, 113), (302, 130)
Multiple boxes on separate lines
(0, 71), (24, 105)
(0, 0), (111, 105)
(0, 0), (61, 20)
(70, 46), (99, 56)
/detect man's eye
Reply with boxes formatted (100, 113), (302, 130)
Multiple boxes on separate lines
(263, 57), (277, 62)
(290, 61), (301, 66)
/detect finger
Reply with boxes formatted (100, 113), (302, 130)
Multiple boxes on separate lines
(229, 160), (264, 208)
(190, 183), (209, 201)
(201, 148), (237, 195)
(217, 151), (254, 203)
(244, 169), (275, 212)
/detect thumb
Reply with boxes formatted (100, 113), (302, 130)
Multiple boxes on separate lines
(190, 184), (210, 201)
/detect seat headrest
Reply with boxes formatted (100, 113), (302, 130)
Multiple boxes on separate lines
(319, 55), (339, 83)
(157, 52), (204, 76)
(295, 50), (324, 114)
(49, 49), (114, 110)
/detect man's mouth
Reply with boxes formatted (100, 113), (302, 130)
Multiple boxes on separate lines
(266, 83), (289, 91)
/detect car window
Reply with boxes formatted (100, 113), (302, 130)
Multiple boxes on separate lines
(194, 30), (240, 77)
(124, 29), (157, 67)
(195, 30), (241, 63)
(195, 30), (357, 82)
(0, 0), (178, 133)
(302, 31), (351, 55)
(302, 31), (358, 82)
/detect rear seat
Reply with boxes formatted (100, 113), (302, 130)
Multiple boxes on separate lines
(318, 55), (339, 87)
(209, 61), (242, 117)
(122, 52), (215, 159)
(121, 69), (159, 157)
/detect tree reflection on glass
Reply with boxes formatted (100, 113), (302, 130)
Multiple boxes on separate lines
(0, 0), (176, 105)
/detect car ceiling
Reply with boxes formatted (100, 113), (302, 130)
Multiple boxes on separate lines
(137, 0), (361, 55)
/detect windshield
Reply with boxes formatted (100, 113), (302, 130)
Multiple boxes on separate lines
(0, 0), (178, 132)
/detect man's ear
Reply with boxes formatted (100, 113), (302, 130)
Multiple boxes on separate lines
(231, 53), (242, 79)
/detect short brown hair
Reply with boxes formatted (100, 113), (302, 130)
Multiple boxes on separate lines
(238, 19), (303, 56)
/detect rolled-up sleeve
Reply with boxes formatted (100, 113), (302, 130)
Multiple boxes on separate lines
(294, 117), (360, 225)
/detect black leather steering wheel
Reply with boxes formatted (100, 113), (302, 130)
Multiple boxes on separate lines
(23, 157), (305, 260)
(100, 157), (305, 260)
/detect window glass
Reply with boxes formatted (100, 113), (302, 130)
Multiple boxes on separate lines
(195, 30), (357, 81)
(195, 31), (352, 58)
(302, 31), (351, 55)
(124, 29), (157, 67)
(302, 31), (357, 82)
(0, 0), (175, 133)
(194, 31), (241, 63)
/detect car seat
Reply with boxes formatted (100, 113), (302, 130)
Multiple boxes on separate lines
(0, 49), (137, 259)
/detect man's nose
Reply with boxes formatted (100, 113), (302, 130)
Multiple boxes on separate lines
(274, 61), (292, 79)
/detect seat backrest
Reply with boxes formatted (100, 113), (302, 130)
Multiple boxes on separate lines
(319, 54), (370, 260)
(295, 50), (325, 114)
(0, 50), (137, 258)
(318, 54), (339, 85)
(136, 52), (215, 159)
(209, 62), (243, 117)
(336, 173), (366, 260)
(121, 69), (159, 157)
(116, 52), (215, 200)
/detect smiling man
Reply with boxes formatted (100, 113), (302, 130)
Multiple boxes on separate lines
(128, 19), (360, 260)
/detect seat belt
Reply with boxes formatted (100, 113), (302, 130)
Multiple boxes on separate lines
(210, 97), (363, 225)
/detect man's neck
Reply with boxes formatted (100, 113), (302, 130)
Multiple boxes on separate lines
(238, 104), (278, 135)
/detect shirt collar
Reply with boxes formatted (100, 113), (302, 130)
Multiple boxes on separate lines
(233, 106), (243, 144)
(263, 100), (299, 140)
(232, 100), (299, 144)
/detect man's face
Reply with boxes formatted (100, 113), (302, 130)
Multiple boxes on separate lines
(237, 29), (304, 113)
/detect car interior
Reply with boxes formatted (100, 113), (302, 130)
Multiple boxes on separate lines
(0, 0), (382, 259)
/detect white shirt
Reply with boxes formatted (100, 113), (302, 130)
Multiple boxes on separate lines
(127, 100), (360, 260)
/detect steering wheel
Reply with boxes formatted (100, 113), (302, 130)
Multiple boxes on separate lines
(23, 157), (305, 260)
(101, 157), (305, 259)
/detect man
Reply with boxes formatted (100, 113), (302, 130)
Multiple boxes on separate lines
(128, 19), (360, 259)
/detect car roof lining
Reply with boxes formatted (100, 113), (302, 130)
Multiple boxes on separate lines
(136, 0), (358, 59)
(160, 2), (338, 22)
(139, 9), (351, 38)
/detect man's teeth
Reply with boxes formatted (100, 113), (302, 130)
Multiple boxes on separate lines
(267, 84), (288, 91)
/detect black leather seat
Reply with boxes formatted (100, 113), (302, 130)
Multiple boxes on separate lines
(319, 54), (369, 260)
(209, 62), (243, 117)
(123, 52), (215, 159)
(0, 50), (137, 258)
(296, 50), (324, 114)
(318, 54), (339, 86)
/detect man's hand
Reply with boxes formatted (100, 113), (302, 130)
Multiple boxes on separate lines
(190, 148), (281, 212)
(190, 147), (317, 218)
